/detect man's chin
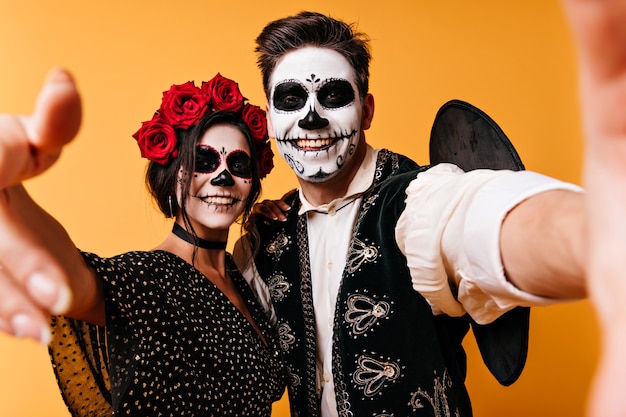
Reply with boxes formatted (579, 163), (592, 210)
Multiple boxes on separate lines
(297, 167), (341, 184)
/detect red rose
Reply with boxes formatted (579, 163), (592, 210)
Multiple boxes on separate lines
(256, 141), (275, 179)
(202, 73), (244, 113)
(242, 103), (268, 142)
(132, 116), (179, 165)
(159, 81), (209, 129)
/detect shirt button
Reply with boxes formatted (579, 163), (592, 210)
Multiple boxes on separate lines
(327, 261), (333, 270)
(328, 205), (336, 216)
(323, 373), (331, 382)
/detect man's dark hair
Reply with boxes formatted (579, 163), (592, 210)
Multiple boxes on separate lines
(255, 11), (371, 100)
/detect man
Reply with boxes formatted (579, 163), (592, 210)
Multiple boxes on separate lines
(0, 1), (624, 416)
(236, 4), (624, 417)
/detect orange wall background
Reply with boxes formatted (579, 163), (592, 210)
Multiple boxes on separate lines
(0, 1), (597, 416)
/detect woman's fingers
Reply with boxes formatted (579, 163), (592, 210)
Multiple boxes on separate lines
(0, 68), (81, 189)
(0, 186), (74, 344)
(0, 260), (53, 344)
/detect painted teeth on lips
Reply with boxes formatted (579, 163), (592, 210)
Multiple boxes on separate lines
(295, 138), (334, 149)
(203, 196), (236, 205)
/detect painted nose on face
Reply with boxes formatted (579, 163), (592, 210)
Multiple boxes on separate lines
(298, 108), (329, 130)
(210, 169), (235, 186)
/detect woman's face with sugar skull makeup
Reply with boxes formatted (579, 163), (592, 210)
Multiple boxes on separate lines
(268, 47), (365, 183)
(177, 124), (252, 233)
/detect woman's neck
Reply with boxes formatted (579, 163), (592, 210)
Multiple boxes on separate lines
(154, 227), (228, 273)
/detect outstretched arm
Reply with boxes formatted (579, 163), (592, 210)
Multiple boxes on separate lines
(499, 1), (626, 416)
(564, 1), (626, 416)
(0, 69), (104, 344)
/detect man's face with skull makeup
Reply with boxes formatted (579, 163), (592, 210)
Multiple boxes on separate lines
(268, 47), (366, 183)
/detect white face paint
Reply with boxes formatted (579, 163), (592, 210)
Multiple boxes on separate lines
(178, 124), (252, 233)
(268, 47), (363, 183)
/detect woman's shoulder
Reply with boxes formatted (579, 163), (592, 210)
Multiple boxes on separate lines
(79, 250), (182, 272)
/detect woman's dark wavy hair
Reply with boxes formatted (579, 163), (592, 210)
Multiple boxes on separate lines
(255, 11), (371, 100)
(145, 111), (262, 247)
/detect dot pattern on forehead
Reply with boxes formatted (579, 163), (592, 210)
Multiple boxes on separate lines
(48, 250), (285, 416)
(306, 74), (320, 84)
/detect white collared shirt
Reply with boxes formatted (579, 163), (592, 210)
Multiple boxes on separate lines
(235, 145), (582, 417)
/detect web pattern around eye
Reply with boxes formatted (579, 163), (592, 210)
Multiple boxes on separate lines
(272, 79), (308, 113)
(317, 78), (355, 110)
(272, 77), (355, 113)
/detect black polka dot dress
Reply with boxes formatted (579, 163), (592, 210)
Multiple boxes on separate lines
(49, 250), (286, 416)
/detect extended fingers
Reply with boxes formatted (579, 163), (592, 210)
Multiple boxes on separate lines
(0, 186), (73, 343)
(28, 68), (82, 152)
(0, 116), (37, 190)
(0, 69), (81, 189)
(0, 263), (52, 344)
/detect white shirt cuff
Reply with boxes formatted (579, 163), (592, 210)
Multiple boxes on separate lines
(460, 170), (582, 323)
(396, 164), (583, 324)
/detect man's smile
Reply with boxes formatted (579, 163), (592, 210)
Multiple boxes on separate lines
(278, 129), (358, 151)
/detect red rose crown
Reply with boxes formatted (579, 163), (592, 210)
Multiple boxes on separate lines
(132, 73), (273, 179)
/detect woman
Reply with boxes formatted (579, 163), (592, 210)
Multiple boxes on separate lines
(7, 72), (285, 416)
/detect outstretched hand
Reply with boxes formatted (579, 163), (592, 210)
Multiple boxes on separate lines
(0, 69), (92, 344)
(0, 68), (81, 188)
(563, 1), (626, 416)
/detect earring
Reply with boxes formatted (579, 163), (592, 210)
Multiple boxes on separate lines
(168, 195), (175, 218)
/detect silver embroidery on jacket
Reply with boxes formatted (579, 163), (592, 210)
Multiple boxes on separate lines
(345, 294), (391, 336)
(268, 273), (290, 302)
(286, 365), (302, 388)
(353, 355), (401, 397)
(278, 322), (296, 351)
(345, 238), (379, 274)
(266, 232), (290, 260)
(409, 370), (460, 417)
(335, 386), (353, 417)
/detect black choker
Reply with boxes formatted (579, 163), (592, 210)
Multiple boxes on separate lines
(172, 223), (227, 250)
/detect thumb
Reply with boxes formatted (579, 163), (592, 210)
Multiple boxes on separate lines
(20, 68), (82, 178)
(0, 69), (81, 188)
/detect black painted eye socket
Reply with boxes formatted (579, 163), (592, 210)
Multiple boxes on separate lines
(227, 150), (252, 179)
(273, 81), (308, 111)
(195, 146), (221, 173)
(318, 80), (354, 109)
